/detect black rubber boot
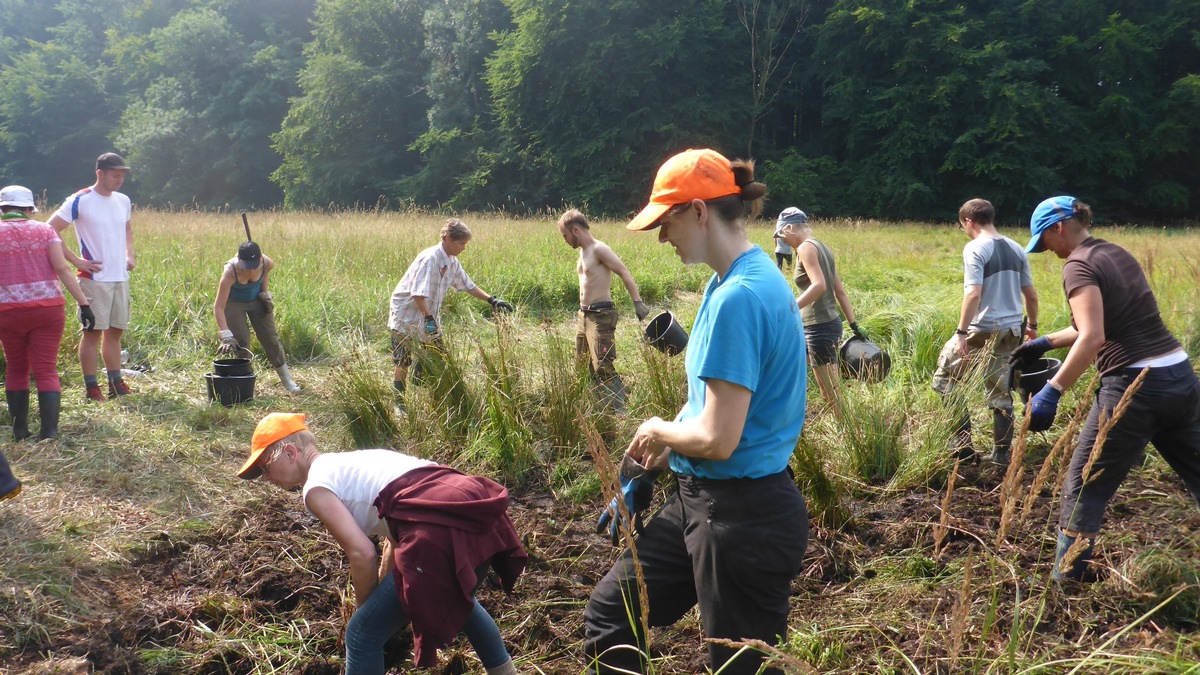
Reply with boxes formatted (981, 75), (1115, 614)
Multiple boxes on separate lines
(6, 390), (31, 441)
(949, 415), (974, 461)
(37, 391), (61, 440)
(0, 450), (21, 501)
(987, 408), (1014, 465)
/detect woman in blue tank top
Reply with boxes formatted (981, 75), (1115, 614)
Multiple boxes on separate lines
(213, 241), (300, 392)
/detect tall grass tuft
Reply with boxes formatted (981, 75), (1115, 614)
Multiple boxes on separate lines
(417, 338), (477, 441)
(631, 341), (687, 421)
(330, 349), (402, 449)
(833, 385), (906, 484)
(536, 324), (594, 455)
(1108, 547), (1200, 628)
(791, 436), (853, 531)
(466, 320), (538, 482)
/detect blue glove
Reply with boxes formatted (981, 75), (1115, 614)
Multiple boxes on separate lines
(596, 456), (661, 546)
(1028, 382), (1062, 432)
(1011, 336), (1052, 368)
(423, 315), (438, 336)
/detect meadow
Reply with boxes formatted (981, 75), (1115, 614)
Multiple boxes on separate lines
(1, 209), (1198, 674)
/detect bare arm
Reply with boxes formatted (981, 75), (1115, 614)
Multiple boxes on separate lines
(49, 241), (89, 305)
(794, 242), (826, 309)
(466, 286), (492, 303)
(1048, 286), (1103, 392)
(213, 267), (235, 332)
(305, 487), (381, 607)
(596, 245), (642, 302)
(259, 257), (274, 293)
(378, 538), (395, 582)
(1021, 284), (1039, 339)
(49, 214), (101, 274)
(125, 217), (135, 272)
(628, 378), (751, 468)
(831, 273), (856, 325)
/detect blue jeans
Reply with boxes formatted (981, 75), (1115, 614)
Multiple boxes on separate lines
(345, 570), (510, 674)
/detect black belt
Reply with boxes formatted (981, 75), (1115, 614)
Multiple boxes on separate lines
(580, 301), (615, 312)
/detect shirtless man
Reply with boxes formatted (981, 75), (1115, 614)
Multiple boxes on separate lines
(557, 209), (649, 412)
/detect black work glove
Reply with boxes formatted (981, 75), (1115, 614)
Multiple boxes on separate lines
(258, 290), (275, 314)
(634, 300), (650, 322)
(488, 296), (513, 312)
(78, 304), (96, 331)
(849, 322), (865, 340)
(1011, 336), (1052, 369)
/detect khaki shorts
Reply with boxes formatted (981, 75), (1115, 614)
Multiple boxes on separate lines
(80, 278), (130, 331)
(930, 327), (1022, 410)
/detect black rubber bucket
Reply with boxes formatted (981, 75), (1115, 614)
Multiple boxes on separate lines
(205, 372), (256, 407)
(213, 357), (253, 377)
(1014, 357), (1062, 402)
(644, 311), (688, 356)
(839, 335), (891, 382)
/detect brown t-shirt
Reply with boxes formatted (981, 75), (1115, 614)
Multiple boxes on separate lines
(1061, 237), (1181, 375)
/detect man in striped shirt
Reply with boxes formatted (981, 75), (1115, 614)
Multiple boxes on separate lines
(387, 219), (511, 407)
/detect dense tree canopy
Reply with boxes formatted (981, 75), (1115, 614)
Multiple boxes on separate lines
(0, 0), (1197, 221)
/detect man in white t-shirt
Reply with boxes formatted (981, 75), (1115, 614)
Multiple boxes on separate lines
(50, 152), (135, 402)
(931, 198), (1039, 465)
(387, 218), (512, 409)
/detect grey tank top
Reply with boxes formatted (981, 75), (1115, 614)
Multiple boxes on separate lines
(793, 238), (840, 326)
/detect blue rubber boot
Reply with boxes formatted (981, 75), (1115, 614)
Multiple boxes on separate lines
(1052, 530), (1094, 581)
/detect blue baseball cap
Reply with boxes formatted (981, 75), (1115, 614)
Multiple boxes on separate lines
(1026, 196), (1077, 253)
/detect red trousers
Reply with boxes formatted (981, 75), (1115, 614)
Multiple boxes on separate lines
(0, 304), (66, 392)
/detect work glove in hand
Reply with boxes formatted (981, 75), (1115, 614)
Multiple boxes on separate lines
(596, 455), (662, 546)
(1011, 336), (1052, 368)
(849, 322), (865, 340)
(258, 290), (274, 314)
(423, 315), (439, 338)
(634, 300), (650, 322)
(78, 305), (95, 331)
(1027, 383), (1062, 432)
(488, 296), (514, 313)
(217, 330), (239, 354)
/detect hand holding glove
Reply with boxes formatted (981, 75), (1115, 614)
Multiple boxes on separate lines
(1028, 382), (1062, 432)
(258, 290), (274, 314)
(78, 305), (96, 331)
(423, 315), (440, 338)
(634, 300), (650, 322)
(217, 329), (239, 354)
(1011, 336), (1052, 368)
(596, 454), (662, 546)
(849, 322), (865, 340)
(488, 296), (513, 313)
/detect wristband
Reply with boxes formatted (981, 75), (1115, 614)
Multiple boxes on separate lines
(1028, 322), (1038, 329)
(424, 315), (434, 322)
(955, 328), (968, 336)
(218, 330), (233, 339)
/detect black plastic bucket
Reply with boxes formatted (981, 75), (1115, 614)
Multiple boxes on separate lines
(213, 357), (253, 377)
(1014, 357), (1062, 402)
(839, 335), (891, 382)
(205, 372), (256, 407)
(644, 311), (688, 356)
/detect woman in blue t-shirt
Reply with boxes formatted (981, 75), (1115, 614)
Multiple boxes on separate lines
(583, 149), (809, 675)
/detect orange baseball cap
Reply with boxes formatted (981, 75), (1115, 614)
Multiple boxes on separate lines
(238, 412), (308, 479)
(626, 149), (740, 231)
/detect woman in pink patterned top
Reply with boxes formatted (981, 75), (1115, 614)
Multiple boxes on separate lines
(0, 185), (93, 450)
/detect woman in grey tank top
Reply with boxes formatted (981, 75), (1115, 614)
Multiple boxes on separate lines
(779, 214), (861, 405)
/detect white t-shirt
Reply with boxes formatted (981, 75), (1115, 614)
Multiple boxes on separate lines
(53, 188), (133, 282)
(301, 449), (435, 538)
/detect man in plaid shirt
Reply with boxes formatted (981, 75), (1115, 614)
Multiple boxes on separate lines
(388, 219), (512, 408)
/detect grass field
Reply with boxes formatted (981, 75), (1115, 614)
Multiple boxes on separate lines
(1, 210), (1198, 674)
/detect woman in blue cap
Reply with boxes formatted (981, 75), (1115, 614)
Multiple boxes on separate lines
(1012, 196), (1200, 580)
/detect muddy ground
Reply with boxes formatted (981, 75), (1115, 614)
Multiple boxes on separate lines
(4, 454), (1198, 674)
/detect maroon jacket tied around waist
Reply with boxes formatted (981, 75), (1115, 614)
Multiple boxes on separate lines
(372, 465), (527, 667)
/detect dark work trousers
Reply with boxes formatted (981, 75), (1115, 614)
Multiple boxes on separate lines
(1060, 360), (1200, 533)
(583, 471), (808, 675)
(224, 298), (287, 368)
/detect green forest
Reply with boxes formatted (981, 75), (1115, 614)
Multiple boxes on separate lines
(2, 0), (1198, 222)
